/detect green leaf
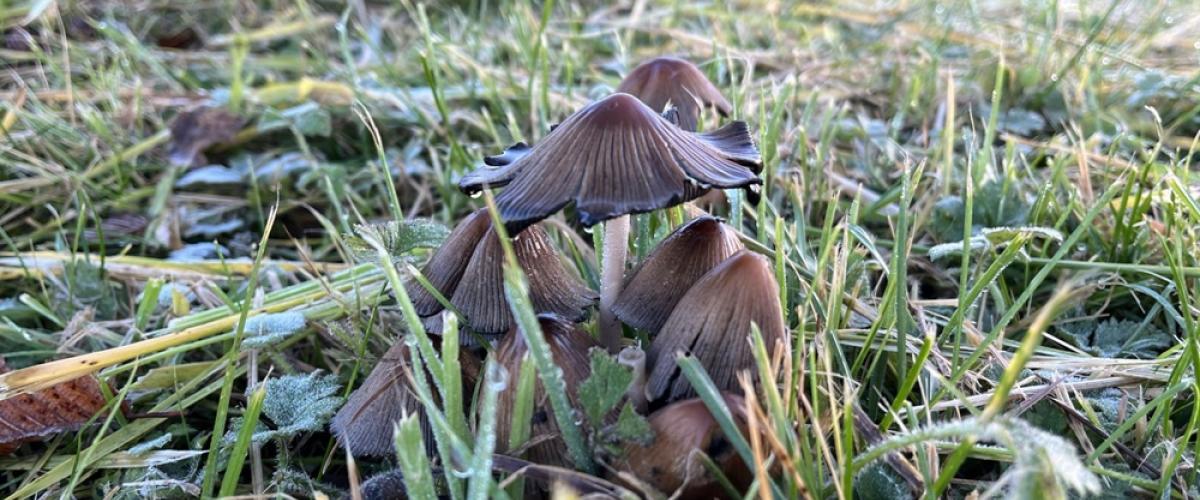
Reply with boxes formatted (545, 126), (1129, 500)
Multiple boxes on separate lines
(228, 372), (342, 443)
(612, 403), (653, 446)
(258, 101), (332, 137)
(1060, 318), (1172, 359)
(577, 348), (633, 427)
(347, 219), (450, 264)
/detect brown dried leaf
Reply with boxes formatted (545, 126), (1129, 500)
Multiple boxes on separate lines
(167, 106), (243, 167)
(0, 358), (125, 455)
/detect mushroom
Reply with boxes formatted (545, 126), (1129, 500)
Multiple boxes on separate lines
(493, 314), (597, 468)
(460, 93), (761, 352)
(645, 250), (785, 402)
(611, 216), (744, 334)
(407, 208), (596, 341)
(616, 56), (732, 132)
(331, 342), (480, 457)
(611, 393), (753, 498)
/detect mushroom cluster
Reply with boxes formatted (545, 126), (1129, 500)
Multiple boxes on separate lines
(333, 56), (788, 497)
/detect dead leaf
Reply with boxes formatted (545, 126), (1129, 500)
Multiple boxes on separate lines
(0, 357), (128, 455)
(167, 107), (243, 167)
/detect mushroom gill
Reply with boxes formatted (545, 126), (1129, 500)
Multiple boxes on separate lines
(493, 314), (597, 468)
(407, 208), (596, 338)
(611, 216), (744, 334)
(457, 92), (761, 232)
(645, 250), (786, 402)
(611, 394), (752, 498)
(617, 56), (732, 132)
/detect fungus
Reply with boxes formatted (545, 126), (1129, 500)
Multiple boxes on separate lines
(645, 250), (785, 402)
(493, 314), (597, 468)
(616, 56), (732, 132)
(460, 93), (761, 352)
(407, 208), (596, 340)
(331, 342), (481, 457)
(611, 216), (744, 334)
(611, 393), (753, 498)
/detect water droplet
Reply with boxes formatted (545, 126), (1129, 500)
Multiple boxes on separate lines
(485, 362), (509, 391)
(1165, 16), (1175, 24)
(1101, 57), (1111, 65)
(1050, 74), (1059, 82)
(935, 5), (945, 14)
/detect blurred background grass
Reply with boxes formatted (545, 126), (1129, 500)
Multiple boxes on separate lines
(1, 0), (1199, 497)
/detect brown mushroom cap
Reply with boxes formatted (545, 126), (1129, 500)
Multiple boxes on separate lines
(612, 393), (752, 497)
(645, 250), (786, 402)
(493, 314), (598, 468)
(332, 341), (482, 457)
(330, 343), (422, 457)
(407, 208), (596, 337)
(458, 93), (761, 232)
(612, 216), (744, 334)
(617, 56), (732, 132)
(408, 209), (492, 319)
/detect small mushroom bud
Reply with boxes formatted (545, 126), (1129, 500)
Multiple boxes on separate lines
(611, 394), (753, 498)
(493, 314), (597, 468)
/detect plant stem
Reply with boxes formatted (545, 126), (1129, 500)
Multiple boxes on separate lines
(599, 215), (629, 353)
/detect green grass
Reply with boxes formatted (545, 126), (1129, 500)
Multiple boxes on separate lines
(2, 0), (1200, 498)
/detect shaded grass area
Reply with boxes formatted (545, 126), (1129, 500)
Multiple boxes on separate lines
(2, 0), (1199, 497)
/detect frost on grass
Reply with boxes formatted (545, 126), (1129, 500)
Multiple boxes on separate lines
(227, 372), (342, 444)
(859, 416), (1101, 499)
(241, 311), (307, 349)
(128, 433), (173, 455)
(928, 226), (1062, 261)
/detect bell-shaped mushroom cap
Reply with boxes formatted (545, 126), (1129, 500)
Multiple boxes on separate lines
(617, 56), (732, 132)
(458, 93), (762, 232)
(407, 209), (493, 318)
(645, 250), (786, 402)
(332, 342), (481, 457)
(408, 209), (596, 337)
(493, 314), (598, 467)
(612, 216), (744, 333)
(331, 343), (421, 457)
(611, 394), (752, 497)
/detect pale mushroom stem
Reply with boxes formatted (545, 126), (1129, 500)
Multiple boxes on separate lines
(599, 214), (630, 352)
(618, 345), (647, 412)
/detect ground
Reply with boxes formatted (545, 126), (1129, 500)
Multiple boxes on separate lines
(1, 0), (1199, 498)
